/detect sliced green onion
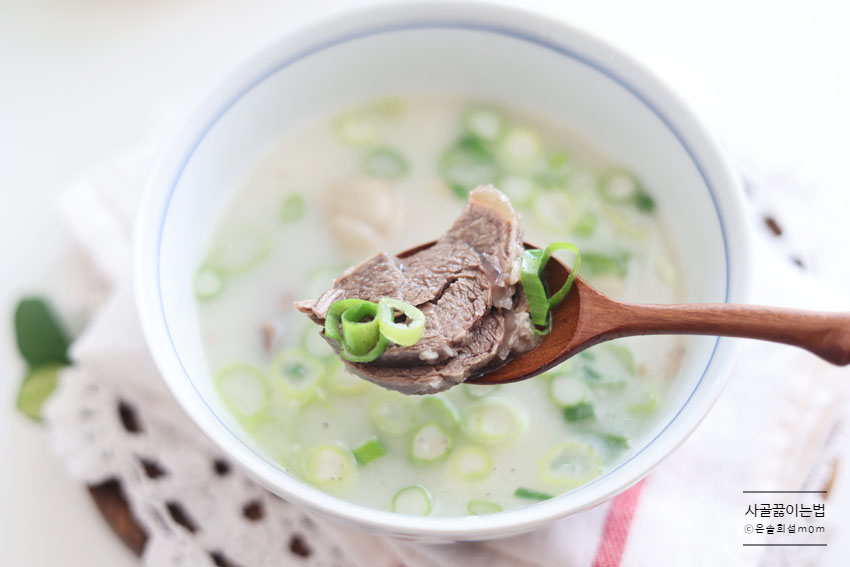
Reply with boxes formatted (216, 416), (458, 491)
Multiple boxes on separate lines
(410, 423), (454, 464)
(325, 298), (425, 363)
(279, 192), (306, 223)
(340, 301), (380, 356)
(531, 186), (597, 237)
(272, 349), (324, 399)
(581, 251), (630, 277)
(208, 227), (270, 275)
(581, 364), (626, 388)
(463, 383), (500, 399)
(467, 499), (503, 515)
(634, 192), (656, 212)
(194, 265), (225, 301)
(339, 335), (389, 363)
(336, 112), (381, 146)
(498, 126), (543, 171)
(629, 387), (659, 415)
(520, 242), (581, 333)
(540, 442), (601, 487)
(301, 324), (332, 360)
(531, 189), (577, 233)
(534, 151), (573, 188)
(392, 485), (433, 516)
(601, 205), (651, 239)
(325, 299), (389, 363)
(586, 431), (630, 451)
(303, 442), (357, 490)
(606, 344), (635, 371)
(377, 298), (425, 346)
(599, 168), (655, 213)
(572, 210), (598, 237)
(461, 399), (527, 446)
(216, 365), (269, 420)
(353, 436), (387, 465)
(417, 396), (459, 432)
(514, 487), (554, 501)
(520, 250), (549, 328)
(581, 344), (633, 389)
(548, 372), (588, 408)
(499, 175), (537, 206)
(335, 98), (404, 146)
(362, 147), (409, 180)
(335, 99), (406, 145)
(542, 242), (581, 306)
(324, 359), (369, 396)
(452, 446), (492, 481)
(16, 364), (62, 421)
(439, 136), (500, 199)
(370, 393), (416, 435)
(599, 168), (640, 203)
(562, 401), (595, 422)
(462, 104), (506, 142)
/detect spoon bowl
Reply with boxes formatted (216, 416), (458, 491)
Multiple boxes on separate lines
(400, 241), (850, 385)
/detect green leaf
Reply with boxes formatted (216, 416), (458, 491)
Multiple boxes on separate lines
(14, 298), (70, 366)
(17, 364), (63, 421)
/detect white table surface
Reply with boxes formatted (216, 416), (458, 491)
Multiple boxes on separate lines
(2, 1), (848, 565)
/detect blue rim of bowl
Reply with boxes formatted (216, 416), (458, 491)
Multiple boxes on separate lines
(156, 22), (729, 525)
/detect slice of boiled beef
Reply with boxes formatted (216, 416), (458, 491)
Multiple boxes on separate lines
(295, 185), (541, 394)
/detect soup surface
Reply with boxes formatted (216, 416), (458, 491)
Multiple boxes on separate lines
(195, 95), (684, 517)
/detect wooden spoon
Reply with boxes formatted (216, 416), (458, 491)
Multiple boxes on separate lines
(399, 241), (850, 385)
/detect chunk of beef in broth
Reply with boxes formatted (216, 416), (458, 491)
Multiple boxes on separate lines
(295, 185), (541, 394)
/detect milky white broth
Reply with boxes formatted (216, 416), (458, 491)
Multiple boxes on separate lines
(195, 95), (684, 517)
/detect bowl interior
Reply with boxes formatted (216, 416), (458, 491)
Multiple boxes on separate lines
(140, 13), (745, 541)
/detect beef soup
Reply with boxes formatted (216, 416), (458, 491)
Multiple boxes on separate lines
(195, 96), (684, 517)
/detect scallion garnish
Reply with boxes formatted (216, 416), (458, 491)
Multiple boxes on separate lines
(340, 301), (381, 356)
(362, 147), (409, 180)
(520, 241), (581, 335)
(353, 437), (388, 465)
(325, 297), (426, 363)
(340, 334), (389, 363)
(325, 298), (374, 342)
(514, 487), (554, 501)
(377, 297), (425, 346)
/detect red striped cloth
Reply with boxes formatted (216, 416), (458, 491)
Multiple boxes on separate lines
(591, 480), (647, 567)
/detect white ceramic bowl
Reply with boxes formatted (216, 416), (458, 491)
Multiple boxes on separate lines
(135, 0), (750, 542)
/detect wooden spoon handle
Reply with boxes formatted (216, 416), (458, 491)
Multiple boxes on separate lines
(601, 302), (850, 365)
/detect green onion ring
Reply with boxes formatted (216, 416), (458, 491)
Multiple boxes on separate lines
(324, 298), (373, 342)
(378, 298), (425, 347)
(340, 301), (381, 356)
(520, 249), (549, 327)
(325, 298), (426, 363)
(340, 334), (389, 363)
(542, 242), (581, 307)
(520, 242), (581, 335)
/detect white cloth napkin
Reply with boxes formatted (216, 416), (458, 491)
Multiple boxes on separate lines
(46, 150), (849, 567)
